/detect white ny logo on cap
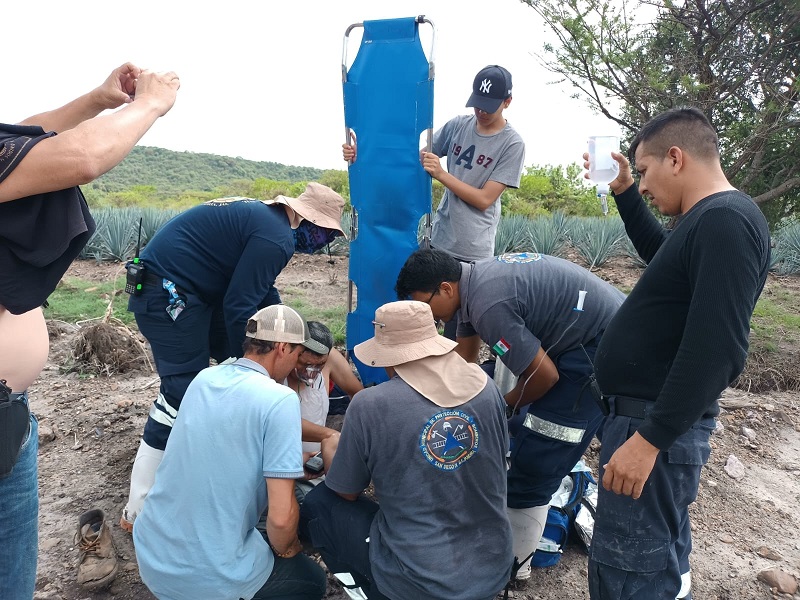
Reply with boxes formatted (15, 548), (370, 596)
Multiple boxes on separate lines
(479, 78), (492, 94)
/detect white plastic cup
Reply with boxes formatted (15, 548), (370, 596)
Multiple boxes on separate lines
(588, 136), (620, 185)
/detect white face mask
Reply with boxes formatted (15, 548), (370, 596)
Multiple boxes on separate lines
(295, 364), (322, 385)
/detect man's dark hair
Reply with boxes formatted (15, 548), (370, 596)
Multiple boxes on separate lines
(306, 321), (334, 357)
(242, 337), (275, 356)
(395, 249), (462, 299)
(629, 106), (719, 165)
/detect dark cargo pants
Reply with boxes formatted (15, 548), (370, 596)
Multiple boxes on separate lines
(588, 400), (713, 599)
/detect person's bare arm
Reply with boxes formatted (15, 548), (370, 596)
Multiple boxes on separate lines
(327, 348), (363, 398)
(19, 63), (140, 133)
(0, 69), (180, 203)
(455, 334), (481, 363)
(265, 478), (302, 557)
(422, 152), (507, 211)
(301, 418), (339, 444)
(504, 347), (559, 411)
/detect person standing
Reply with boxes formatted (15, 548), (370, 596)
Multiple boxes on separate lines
(121, 183), (346, 531)
(0, 63), (179, 598)
(395, 248), (625, 580)
(301, 301), (512, 600)
(133, 304), (326, 600)
(587, 107), (770, 600)
(344, 65), (525, 341)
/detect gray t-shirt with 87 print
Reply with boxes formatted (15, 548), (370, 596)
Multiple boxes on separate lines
(430, 114), (525, 261)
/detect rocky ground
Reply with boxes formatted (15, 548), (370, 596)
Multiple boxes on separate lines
(31, 254), (800, 600)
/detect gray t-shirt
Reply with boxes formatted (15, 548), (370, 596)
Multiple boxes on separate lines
(457, 253), (627, 376)
(325, 376), (512, 600)
(430, 114), (525, 261)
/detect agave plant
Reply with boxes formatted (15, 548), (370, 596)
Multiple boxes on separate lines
(770, 221), (800, 275)
(571, 217), (627, 270)
(528, 214), (569, 257)
(94, 210), (138, 262)
(494, 215), (534, 255)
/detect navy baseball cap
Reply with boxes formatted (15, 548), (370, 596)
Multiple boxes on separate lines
(466, 65), (513, 113)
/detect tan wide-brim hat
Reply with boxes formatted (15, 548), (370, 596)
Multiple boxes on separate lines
(354, 301), (488, 407)
(269, 182), (345, 234)
(354, 301), (457, 368)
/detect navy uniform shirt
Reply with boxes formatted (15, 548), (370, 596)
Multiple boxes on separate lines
(138, 199), (294, 356)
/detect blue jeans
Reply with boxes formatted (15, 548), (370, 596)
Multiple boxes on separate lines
(250, 551), (326, 600)
(0, 396), (38, 600)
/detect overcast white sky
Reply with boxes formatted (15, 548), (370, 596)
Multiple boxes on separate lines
(4, 0), (623, 172)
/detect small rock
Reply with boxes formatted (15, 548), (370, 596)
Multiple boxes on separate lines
(706, 479), (718, 487)
(713, 420), (725, 435)
(741, 426), (757, 441)
(775, 410), (793, 425)
(40, 537), (60, 551)
(724, 454), (746, 479)
(38, 424), (56, 445)
(116, 399), (133, 410)
(720, 532), (736, 543)
(762, 403), (775, 412)
(757, 568), (798, 594)
(757, 546), (782, 561)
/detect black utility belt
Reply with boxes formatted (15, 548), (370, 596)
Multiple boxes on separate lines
(608, 395), (653, 419)
(587, 375), (653, 418)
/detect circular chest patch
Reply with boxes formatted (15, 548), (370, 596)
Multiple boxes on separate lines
(497, 252), (542, 264)
(419, 410), (479, 471)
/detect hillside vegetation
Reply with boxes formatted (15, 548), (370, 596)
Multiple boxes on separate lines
(82, 146), (326, 208)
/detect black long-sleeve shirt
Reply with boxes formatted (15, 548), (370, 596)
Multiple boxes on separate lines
(594, 185), (770, 449)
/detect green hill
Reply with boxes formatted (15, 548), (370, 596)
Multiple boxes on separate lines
(85, 146), (324, 196)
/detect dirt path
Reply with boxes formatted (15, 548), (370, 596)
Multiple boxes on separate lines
(31, 255), (800, 600)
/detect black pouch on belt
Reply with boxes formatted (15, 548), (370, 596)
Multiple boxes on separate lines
(0, 380), (30, 479)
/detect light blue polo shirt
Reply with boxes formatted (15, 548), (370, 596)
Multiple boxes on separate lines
(134, 358), (304, 600)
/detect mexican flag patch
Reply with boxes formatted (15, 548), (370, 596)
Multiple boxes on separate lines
(492, 338), (510, 356)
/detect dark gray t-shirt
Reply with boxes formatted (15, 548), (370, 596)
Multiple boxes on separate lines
(457, 253), (626, 376)
(325, 376), (512, 600)
(430, 114), (525, 261)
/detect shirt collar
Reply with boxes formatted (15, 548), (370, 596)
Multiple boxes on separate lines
(234, 357), (271, 378)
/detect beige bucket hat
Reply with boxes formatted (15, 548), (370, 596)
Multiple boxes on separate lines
(354, 301), (487, 407)
(267, 182), (345, 234)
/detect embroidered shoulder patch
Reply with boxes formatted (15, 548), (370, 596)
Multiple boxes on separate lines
(497, 252), (542, 264)
(419, 410), (479, 471)
(492, 338), (510, 356)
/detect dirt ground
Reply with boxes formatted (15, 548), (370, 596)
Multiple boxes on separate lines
(31, 254), (800, 600)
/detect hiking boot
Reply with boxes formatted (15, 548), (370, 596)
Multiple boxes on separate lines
(75, 508), (118, 589)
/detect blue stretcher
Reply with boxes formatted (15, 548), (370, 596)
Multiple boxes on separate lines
(343, 16), (435, 385)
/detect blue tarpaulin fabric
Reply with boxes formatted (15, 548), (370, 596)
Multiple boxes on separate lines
(344, 17), (433, 385)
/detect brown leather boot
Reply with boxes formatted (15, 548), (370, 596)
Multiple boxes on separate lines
(75, 508), (118, 589)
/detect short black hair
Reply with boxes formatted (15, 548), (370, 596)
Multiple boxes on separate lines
(242, 337), (275, 356)
(395, 249), (462, 299)
(242, 338), (300, 356)
(629, 107), (719, 165)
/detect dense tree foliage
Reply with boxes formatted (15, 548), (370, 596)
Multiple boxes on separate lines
(522, 0), (800, 221)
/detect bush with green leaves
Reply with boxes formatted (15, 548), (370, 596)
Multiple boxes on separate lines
(494, 215), (534, 255)
(528, 211), (571, 257)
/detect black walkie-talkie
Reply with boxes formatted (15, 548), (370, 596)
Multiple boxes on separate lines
(125, 218), (147, 296)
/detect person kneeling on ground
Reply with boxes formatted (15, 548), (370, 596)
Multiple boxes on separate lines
(287, 321), (363, 503)
(133, 305), (326, 600)
(301, 301), (512, 600)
